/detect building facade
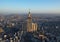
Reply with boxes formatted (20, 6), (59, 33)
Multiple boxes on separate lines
(27, 11), (37, 32)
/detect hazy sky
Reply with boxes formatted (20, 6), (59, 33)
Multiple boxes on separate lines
(0, 0), (60, 13)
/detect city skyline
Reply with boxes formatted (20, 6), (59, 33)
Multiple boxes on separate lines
(0, 0), (60, 14)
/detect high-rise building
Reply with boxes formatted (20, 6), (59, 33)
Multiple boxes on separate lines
(27, 11), (37, 32)
(27, 11), (32, 32)
(32, 23), (37, 32)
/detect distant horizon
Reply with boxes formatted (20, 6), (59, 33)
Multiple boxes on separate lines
(0, 12), (60, 15)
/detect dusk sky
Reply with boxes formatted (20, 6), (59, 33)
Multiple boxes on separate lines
(0, 0), (60, 14)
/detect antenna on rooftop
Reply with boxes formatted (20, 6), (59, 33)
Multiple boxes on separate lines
(29, 9), (30, 14)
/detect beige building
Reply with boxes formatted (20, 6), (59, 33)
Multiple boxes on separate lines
(32, 23), (37, 32)
(0, 27), (4, 33)
(27, 11), (37, 32)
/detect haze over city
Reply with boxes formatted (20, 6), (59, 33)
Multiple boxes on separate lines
(0, 0), (60, 14)
(0, 0), (60, 42)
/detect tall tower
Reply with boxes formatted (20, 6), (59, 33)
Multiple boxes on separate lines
(27, 10), (32, 32)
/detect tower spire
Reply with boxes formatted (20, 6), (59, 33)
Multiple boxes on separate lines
(28, 9), (31, 18)
(29, 9), (30, 14)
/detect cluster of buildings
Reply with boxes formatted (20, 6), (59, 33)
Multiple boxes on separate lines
(0, 11), (38, 42)
(0, 11), (60, 42)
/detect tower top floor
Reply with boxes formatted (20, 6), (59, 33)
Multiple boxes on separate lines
(28, 10), (32, 19)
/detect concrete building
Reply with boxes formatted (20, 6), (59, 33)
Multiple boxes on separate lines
(32, 23), (37, 32)
(27, 11), (37, 32)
